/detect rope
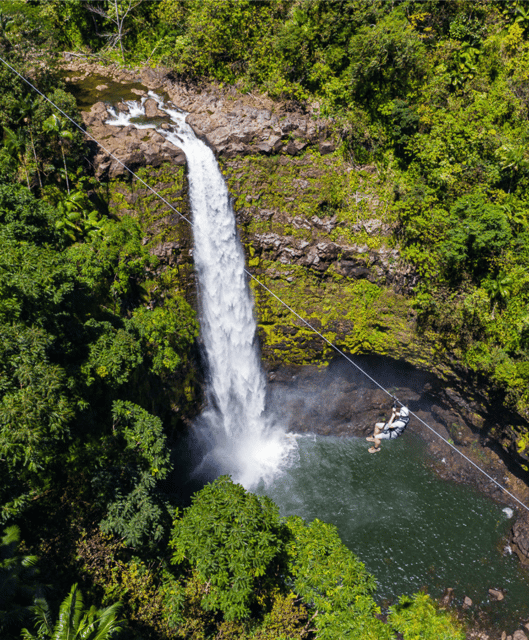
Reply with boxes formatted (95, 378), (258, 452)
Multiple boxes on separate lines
(3, 55), (529, 514)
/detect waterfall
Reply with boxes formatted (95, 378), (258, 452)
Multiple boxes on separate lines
(107, 95), (295, 488)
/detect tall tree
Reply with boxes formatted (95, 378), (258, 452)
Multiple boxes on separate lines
(42, 115), (73, 195)
(87, 0), (142, 62)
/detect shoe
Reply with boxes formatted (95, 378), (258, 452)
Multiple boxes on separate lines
(368, 447), (381, 453)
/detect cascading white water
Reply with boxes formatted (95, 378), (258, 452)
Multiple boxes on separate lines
(107, 94), (295, 488)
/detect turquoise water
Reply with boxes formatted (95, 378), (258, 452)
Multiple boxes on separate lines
(260, 432), (529, 630)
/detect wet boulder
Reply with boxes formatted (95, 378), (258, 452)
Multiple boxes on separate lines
(440, 587), (454, 607)
(511, 514), (529, 565)
(488, 588), (505, 601)
(144, 98), (166, 118)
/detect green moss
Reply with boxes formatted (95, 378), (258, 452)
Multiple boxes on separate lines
(222, 150), (396, 234)
(107, 163), (191, 249)
(248, 258), (423, 367)
(219, 149), (413, 367)
(516, 429), (529, 456)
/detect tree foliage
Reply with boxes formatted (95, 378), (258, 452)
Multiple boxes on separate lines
(0, 134), (196, 537)
(388, 592), (464, 640)
(440, 193), (513, 282)
(0, 526), (41, 637)
(169, 476), (288, 622)
(285, 516), (391, 640)
(96, 401), (173, 548)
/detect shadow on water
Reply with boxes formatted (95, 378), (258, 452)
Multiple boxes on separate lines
(163, 433), (209, 509)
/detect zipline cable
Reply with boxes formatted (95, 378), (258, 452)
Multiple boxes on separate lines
(4, 55), (529, 514)
(248, 273), (529, 513)
(0, 55), (193, 227)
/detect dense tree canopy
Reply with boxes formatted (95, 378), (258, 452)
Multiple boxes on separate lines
(0, 1), (524, 638)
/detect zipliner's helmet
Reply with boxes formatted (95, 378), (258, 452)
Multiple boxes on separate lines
(399, 406), (409, 417)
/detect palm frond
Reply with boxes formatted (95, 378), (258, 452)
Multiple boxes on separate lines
(1, 524), (21, 556)
(32, 596), (53, 637)
(53, 583), (84, 640)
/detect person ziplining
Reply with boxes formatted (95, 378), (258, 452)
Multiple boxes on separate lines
(366, 405), (410, 453)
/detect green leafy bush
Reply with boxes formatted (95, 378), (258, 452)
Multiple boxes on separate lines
(348, 9), (426, 110)
(388, 592), (464, 640)
(96, 400), (173, 548)
(169, 476), (287, 622)
(22, 583), (124, 640)
(440, 193), (512, 282)
(285, 516), (391, 640)
(0, 525), (40, 638)
(132, 298), (198, 375)
(168, 479), (390, 638)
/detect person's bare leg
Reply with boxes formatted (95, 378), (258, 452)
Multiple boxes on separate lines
(367, 423), (384, 442)
(368, 436), (382, 453)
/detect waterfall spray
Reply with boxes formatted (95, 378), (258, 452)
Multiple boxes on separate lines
(107, 95), (295, 488)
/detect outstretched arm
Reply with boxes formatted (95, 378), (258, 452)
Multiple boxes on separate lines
(387, 408), (397, 428)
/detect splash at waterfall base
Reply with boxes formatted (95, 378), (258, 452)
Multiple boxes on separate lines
(190, 408), (296, 489)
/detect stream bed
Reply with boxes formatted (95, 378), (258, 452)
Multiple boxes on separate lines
(258, 431), (529, 631)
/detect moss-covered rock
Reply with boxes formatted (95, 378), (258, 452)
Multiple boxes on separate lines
(107, 162), (194, 282)
(104, 161), (202, 431)
(215, 150), (429, 371)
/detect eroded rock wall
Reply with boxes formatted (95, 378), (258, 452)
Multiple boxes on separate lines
(73, 63), (422, 373)
(218, 152), (424, 369)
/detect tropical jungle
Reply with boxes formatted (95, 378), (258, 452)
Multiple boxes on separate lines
(2, 1), (529, 639)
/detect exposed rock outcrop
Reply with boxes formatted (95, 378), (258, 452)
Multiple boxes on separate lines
(82, 101), (186, 179)
(511, 514), (529, 565)
(185, 105), (330, 158)
(62, 57), (336, 159)
(249, 231), (407, 286)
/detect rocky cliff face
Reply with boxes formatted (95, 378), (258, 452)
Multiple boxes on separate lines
(73, 60), (420, 370)
(65, 61), (529, 561)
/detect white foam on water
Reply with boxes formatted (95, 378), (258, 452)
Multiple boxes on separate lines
(106, 94), (296, 489)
